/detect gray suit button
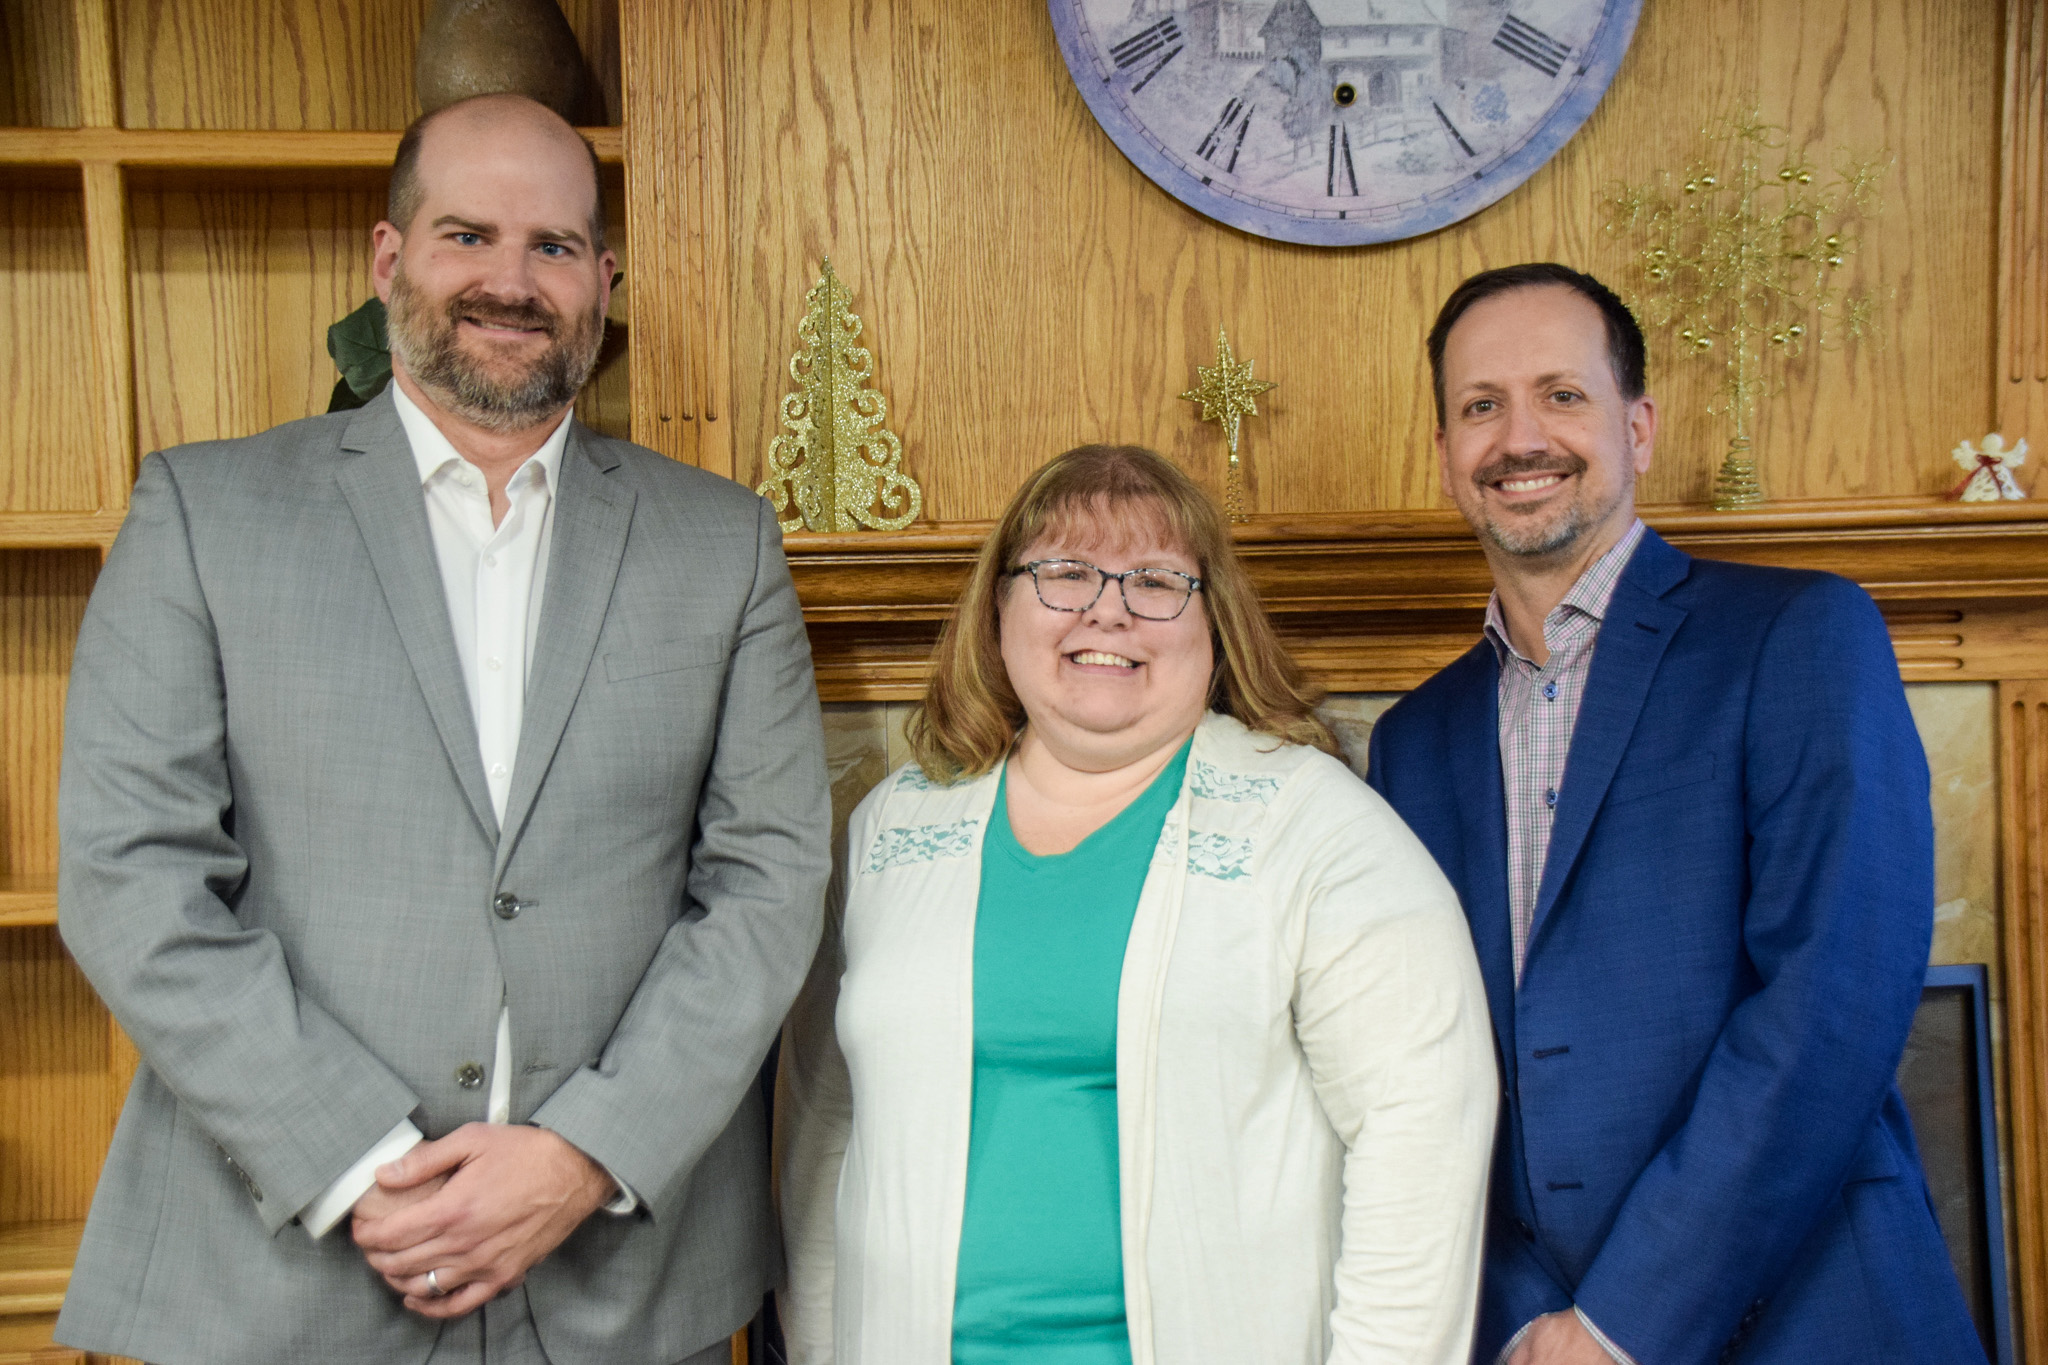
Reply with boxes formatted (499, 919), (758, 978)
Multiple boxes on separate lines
(493, 891), (523, 920)
(455, 1061), (486, 1089)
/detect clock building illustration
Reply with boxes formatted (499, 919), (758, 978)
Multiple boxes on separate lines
(1048, 0), (1644, 246)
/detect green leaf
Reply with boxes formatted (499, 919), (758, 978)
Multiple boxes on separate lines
(326, 296), (391, 406)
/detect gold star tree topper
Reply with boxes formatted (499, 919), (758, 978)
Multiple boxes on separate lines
(1181, 328), (1276, 522)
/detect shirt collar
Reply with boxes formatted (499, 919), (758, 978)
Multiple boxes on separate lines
(390, 379), (575, 493)
(1484, 518), (1647, 665)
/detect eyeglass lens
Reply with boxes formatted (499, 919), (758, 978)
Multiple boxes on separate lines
(1031, 561), (1193, 619)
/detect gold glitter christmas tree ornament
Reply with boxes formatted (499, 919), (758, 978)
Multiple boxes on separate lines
(1605, 112), (1887, 510)
(1180, 328), (1276, 523)
(758, 258), (922, 533)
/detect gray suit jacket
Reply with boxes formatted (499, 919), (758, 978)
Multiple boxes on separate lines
(53, 391), (831, 1365)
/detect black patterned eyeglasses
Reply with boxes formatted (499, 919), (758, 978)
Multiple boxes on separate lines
(1006, 559), (1204, 621)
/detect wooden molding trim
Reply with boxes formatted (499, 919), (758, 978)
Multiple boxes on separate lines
(786, 499), (2048, 699)
(2001, 680), (2048, 1365)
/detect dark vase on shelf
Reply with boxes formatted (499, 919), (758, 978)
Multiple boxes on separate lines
(415, 0), (592, 123)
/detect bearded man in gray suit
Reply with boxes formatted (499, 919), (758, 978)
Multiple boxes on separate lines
(53, 94), (829, 1365)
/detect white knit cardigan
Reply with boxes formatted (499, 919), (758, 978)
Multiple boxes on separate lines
(776, 712), (1497, 1365)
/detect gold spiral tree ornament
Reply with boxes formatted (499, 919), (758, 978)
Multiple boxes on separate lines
(758, 258), (923, 533)
(1604, 112), (1887, 510)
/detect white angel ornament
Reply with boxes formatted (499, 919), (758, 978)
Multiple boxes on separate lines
(1948, 433), (2029, 501)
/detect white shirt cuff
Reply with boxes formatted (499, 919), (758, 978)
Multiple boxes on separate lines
(300, 1118), (424, 1238)
(1495, 1310), (1638, 1365)
(1574, 1307), (1640, 1365)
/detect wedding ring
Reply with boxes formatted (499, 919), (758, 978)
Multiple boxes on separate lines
(426, 1268), (446, 1298)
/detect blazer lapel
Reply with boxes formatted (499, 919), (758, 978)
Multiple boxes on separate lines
(1445, 646), (1519, 1085)
(1526, 531), (1691, 953)
(333, 394), (497, 842)
(495, 426), (635, 872)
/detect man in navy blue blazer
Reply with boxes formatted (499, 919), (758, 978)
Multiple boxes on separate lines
(1367, 264), (1986, 1365)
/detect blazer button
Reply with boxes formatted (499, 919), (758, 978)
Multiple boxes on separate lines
(493, 891), (522, 920)
(1513, 1217), (1536, 1242)
(455, 1061), (486, 1090)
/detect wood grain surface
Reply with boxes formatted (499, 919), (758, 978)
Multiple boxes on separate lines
(0, 552), (93, 879)
(116, 0), (622, 130)
(714, 0), (2001, 519)
(0, 2), (81, 129)
(0, 188), (96, 513)
(0, 928), (112, 1226)
(2001, 679), (2048, 1365)
(2000, 0), (2047, 450)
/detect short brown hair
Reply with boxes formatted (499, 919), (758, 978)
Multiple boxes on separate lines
(387, 96), (606, 252)
(1426, 262), (1644, 424)
(907, 445), (1336, 782)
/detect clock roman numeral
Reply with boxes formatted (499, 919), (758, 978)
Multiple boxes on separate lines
(1494, 14), (1571, 77)
(1198, 97), (1254, 171)
(1128, 44), (1182, 95)
(1326, 125), (1358, 196)
(1110, 17), (1182, 70)
(1433, 101), (1475, 157)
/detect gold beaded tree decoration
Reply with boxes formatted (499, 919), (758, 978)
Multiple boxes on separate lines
(1605, 113), (1887, 509)
(758, 258), (923, 533)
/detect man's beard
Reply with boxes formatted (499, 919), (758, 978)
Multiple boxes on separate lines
(1468, 451), (1628, 559)
(385, 265), (605, 432)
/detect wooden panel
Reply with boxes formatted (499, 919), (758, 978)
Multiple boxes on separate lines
(0, 187), (95, 514)
(2000, 680), (2048, 1365)
(0, 552), (94, 880)
(129, 179), (383, 454)
(69, 0), (114, 130)
(116, 0), (622, 131)
(2000, 0), (2047, 458)
(722, 0), (2000, 521)
(622, 0), (731, 468)
(0, 931), (112, 1226)
(0, 3), (80, 129)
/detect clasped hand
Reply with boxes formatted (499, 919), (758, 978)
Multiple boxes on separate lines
(351, 1123), (616, 1319)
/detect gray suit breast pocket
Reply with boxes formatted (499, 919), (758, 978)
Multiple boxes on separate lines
(604, 635), (728, 683)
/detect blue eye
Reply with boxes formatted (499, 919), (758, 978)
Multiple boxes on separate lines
(452, 232), (482, 247)
(538, 242), (568, 257)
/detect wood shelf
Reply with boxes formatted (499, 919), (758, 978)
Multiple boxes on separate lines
(0, 879), (57, 930)
(0, 126), (623, 169)
(0, 1220), (79, 1324)
(0, 514), (119, 552)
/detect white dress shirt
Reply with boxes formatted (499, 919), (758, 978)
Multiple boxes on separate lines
(301, 385), (625, 1236)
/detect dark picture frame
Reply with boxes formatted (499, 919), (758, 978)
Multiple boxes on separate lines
(1898, 964), (2017, 1365)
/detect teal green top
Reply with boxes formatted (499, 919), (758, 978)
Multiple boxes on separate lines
(951, 739), (1192, 1365)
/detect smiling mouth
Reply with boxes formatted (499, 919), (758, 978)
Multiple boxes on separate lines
(1069, 650), (1138, 669)
(1494, 471), (1570, 494)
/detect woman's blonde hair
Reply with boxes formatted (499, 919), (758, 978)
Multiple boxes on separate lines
(906, 444), (1337, 782)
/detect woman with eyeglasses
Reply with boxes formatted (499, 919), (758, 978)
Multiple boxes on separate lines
(777, 445), (1495, 1365)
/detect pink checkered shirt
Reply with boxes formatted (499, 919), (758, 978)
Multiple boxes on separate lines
(1484, 519), (1645, 985)
(1484, 519), (1645, 1365)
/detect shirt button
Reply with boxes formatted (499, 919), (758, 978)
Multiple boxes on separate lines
(1545, 788), (1558, 809)
(455, 1062), (485, 1090)
(1542, 680), (1558, 700)
(483, 554), (497, 569)
(490, 763), (507, 778)
(486, 656), (503, 671)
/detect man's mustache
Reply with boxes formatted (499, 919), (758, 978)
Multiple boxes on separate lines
(1471, 452), (1586, 488)
(446, 293), (559, 336)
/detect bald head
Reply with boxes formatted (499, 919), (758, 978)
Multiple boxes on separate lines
(388, 94), (605, 251)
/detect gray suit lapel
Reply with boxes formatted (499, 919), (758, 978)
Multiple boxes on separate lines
(334, 394), (499, 842)
(496, 426), (635, 873)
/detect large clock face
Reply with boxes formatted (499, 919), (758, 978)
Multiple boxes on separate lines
(1047, 0), (1642, 246)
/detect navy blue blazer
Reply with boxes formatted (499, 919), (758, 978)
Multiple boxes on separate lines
(1367, 529), (1985, 1365)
